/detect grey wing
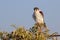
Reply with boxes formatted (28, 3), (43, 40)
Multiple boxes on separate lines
(39, 11), (44, 18)
(32, 13), (36, 21)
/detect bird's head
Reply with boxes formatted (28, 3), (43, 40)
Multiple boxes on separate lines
(34, 7), (40, 13)
(34, 7), (39, 11)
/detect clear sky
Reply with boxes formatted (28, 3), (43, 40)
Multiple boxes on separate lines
(0, 0), (60, 34)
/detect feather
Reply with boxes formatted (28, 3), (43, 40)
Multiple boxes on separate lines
(33, 13), (36, 21)
(39, 11), (44, 18)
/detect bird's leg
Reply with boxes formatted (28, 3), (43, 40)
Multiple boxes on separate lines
(38, 25), (42, 33)
(37, 23), (42, 33)
(35, 23), (42, 33)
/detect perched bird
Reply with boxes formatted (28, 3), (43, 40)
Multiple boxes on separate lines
(33, 7), (47, 29)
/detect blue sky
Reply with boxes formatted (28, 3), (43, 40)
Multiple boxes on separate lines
(0, 0), (60, 34)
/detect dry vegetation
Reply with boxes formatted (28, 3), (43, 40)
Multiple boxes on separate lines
(0, 24), (58, 40)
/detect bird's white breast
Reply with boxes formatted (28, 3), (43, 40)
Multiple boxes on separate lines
(35, 12), (44, 24)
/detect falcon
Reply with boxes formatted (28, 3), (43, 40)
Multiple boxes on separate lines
(33, 7), (47, 29)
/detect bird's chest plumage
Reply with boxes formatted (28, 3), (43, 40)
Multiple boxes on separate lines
(35, 12), (44, 23)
